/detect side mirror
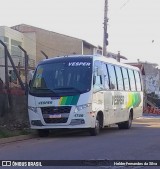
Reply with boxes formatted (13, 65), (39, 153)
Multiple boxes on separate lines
(28, 70), (34, 82)
(93, 76), (96, 85)
(28, 80), (32, 88)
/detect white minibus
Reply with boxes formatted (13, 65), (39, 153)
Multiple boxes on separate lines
(28, 55), (143, 136)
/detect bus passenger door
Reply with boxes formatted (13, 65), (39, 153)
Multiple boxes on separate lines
(96, 62), (112, 125)
(104, 91), (114, 124)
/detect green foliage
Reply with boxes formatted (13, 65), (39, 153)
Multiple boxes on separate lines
(0, 128), (31, 138)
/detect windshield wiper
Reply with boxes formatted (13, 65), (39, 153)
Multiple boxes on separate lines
(53, 87), (82, 93)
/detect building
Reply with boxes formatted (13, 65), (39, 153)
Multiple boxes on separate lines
(0, 26), (36, 83)
(11, 24), (97, 63)
(0, 24), (98, 84)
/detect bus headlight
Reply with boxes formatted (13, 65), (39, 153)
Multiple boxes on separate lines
(74, 103), (91, 113)
(28, 106), (37, 113)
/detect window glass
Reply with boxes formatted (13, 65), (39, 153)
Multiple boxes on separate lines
(134, 70), (142, 91)
(11, 39), (22, 57)
(128, 69), (136, 91)
(93, 61), (103, 91)
(115, 66), (124, 90)
(30, 59), (92, 96)
(122, 67), (130, 91)
(0, 36), (9, 65)
(0, 46), (4, 58)
(4, 37), (9, 43)
(0, 36), (9, 57)
(102, 63), (109, 90)
(0, 36), (9, 43)
(11, 39), (21, 46)
(107, 64), (117, 90)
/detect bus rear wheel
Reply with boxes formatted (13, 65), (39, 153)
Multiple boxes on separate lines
(37, 129), (49, 137)
(89, 116), (100, 136)
(118, 113), (132, 129)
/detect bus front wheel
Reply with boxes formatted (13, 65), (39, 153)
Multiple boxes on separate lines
(89, 116), (100, 136)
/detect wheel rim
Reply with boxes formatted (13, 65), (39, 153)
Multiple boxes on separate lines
(95, 119), (100, 133)
(128, 114), (132, 127)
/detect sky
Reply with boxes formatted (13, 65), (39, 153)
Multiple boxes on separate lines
(1, 0), (160, 66)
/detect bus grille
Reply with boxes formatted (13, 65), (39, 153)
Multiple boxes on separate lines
(41, 106), (71, 124)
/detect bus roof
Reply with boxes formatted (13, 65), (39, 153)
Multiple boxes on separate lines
(38, 55), (140, 71)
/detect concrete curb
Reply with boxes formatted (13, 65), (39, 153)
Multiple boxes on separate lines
(0, 134), (36, 145)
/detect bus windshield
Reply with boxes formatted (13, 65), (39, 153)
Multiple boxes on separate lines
(29, 60), (92, 96)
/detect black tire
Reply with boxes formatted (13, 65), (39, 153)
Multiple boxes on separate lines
(118, 113), (132, 129)
(89, 116), (100, 136)
(37, 129), (49, 137)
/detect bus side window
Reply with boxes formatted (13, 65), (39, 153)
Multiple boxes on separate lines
(134, 70), (142, 91)
(115, 66), (124, 90)
(122, 67), (130, 91)
(93, 61), (103, 91)
(128, 69), (136, 91)
(102, 63), (109, 90)
(107, 64), (117, 90)
(93, 74), (103, 90)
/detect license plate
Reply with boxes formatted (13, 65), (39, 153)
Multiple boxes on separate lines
(49, 114), (61, 118)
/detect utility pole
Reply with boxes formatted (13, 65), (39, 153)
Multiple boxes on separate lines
(103, 0), (109, 57)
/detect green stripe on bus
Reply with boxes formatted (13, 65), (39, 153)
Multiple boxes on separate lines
(71, 95), (79, 105)
(61, 97), (67, 105)
(65, 96), (73, 105)
(126, 92), (141, 108)
(59, 95), (79, 105)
